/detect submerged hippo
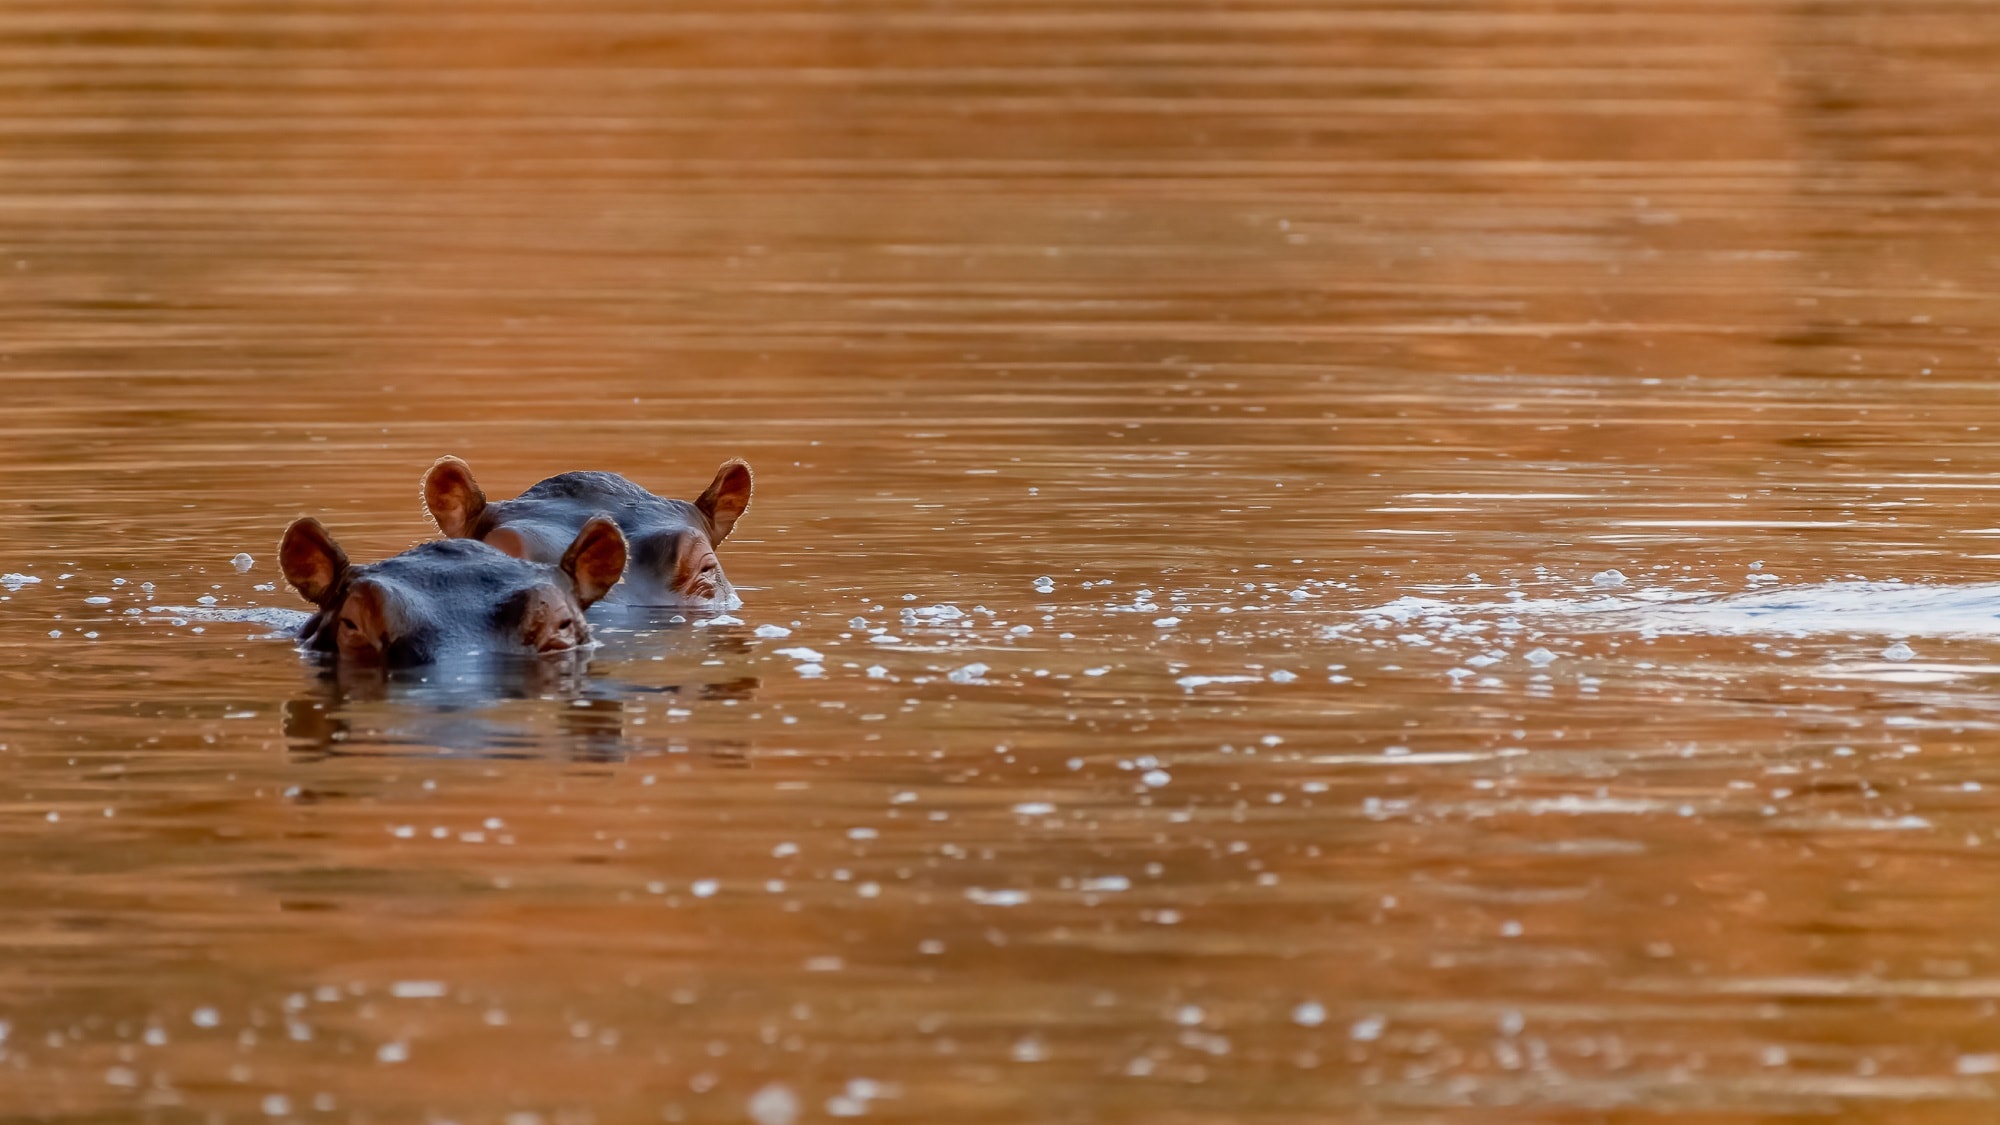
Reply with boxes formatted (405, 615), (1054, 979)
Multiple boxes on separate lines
(279, 515), (628, 665)
(420, 457), (752, 609)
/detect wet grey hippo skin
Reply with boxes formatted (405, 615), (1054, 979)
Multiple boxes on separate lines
(279, 515), (628, 665)
(421, 457), (752, 609)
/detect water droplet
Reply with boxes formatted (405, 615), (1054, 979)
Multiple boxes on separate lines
(948, 663), (991, 684)
(747, 1083), (801, 1125)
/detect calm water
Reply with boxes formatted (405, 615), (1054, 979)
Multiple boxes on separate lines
(7, 1), (2000, 1121)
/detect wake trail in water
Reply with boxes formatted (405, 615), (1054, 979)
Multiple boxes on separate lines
(148, 604), (311, 636)
(1346, 581), (2000, 640)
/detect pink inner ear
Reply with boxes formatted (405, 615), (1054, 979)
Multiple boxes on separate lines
(700, 462), (753, 543)
(280, 519), (347, 605)
(423, 457), (487, 538)
(485, 527), (531, 559)
(564, 519), (628, 607)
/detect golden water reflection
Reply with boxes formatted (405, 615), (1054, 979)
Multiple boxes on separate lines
(6, 0), (2000, 1121)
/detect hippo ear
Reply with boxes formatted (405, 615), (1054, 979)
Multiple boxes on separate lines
(560, 515), (628, 609)
(280, 518), (349, 606)
(423, 455), (488, 538)
(695, 459), (753, 545)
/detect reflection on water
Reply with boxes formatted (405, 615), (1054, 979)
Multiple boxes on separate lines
(281, 637), (764, 763)
(8, 0), (2000, 1120)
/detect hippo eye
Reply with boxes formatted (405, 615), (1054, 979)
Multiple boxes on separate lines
(558, 618), (576, 632)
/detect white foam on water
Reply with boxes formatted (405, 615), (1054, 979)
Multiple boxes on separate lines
(1309, 752), (1491, 766)
(149, 605), (311, 631)
(1811, 663), (1974, 685)
(1347, 581), (2000, 640)
(748, 1084), (801, 1125)
(1176, 674), (1261, 690)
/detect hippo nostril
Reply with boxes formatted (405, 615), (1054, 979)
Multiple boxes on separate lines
(686, 562), (719, 597)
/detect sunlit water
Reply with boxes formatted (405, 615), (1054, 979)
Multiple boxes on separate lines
(8, 1), (2000, 1121)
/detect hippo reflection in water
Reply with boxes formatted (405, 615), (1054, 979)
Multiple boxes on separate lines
(282, 662), (763, 763)
(279, 515), (628, 665)
(421, 457), (752, 609)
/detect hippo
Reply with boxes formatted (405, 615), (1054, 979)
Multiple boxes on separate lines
(279, 515), (628, 665)
(420, 457), (752, 609)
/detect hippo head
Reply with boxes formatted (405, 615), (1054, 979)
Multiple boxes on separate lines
(421, 457), (752, 610)
(278, 516), (628, 665)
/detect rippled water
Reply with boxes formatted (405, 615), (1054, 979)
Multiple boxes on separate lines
(8, 1), (2000, 1121)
